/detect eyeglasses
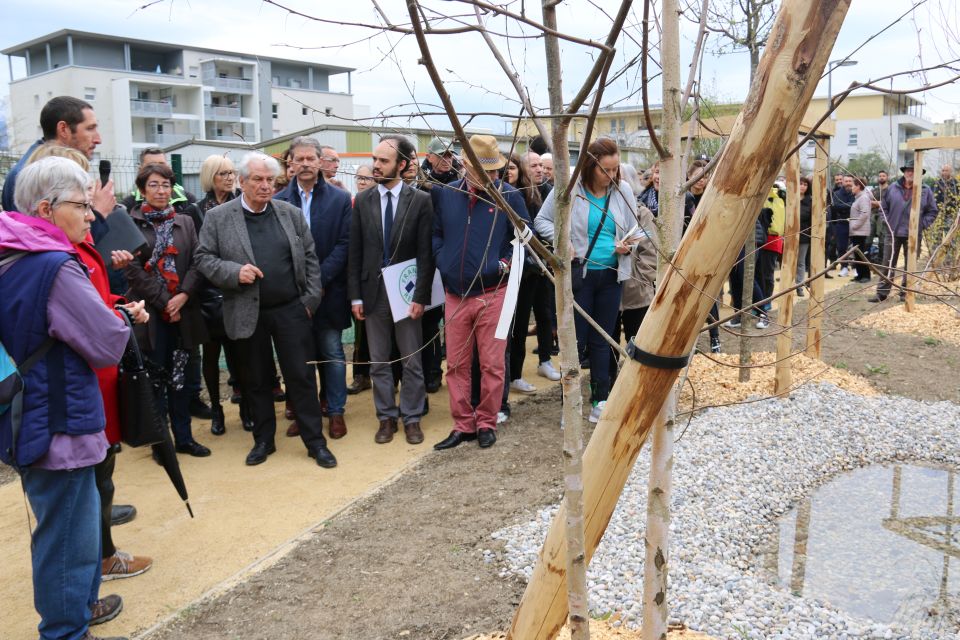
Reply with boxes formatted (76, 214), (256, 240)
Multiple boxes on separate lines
(146, 182), (172, 191)
(216, 170), (235, 178)
(58, 200), (94, 212)
(321, 156), (340, 164)
(356, 176), (374, 182)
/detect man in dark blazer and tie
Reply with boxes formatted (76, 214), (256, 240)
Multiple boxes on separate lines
(195, 151), (337, 469)
(275, 137), (353, 440)
(348, 135), (434, 445)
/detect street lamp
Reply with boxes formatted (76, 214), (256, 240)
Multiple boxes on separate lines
(827, 59), (858, 117)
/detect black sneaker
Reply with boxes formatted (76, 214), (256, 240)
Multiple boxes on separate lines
(710, 337), (721, 353)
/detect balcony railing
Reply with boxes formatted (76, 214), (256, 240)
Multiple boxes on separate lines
(204, 105), (242, 120)
(130, 99), (173, 118)
(204, 75), (254, 94)
(143, 132), (195, 146)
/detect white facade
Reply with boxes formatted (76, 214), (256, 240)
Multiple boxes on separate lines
(3, 30), (355, 158)
(831, 114), (933, 168)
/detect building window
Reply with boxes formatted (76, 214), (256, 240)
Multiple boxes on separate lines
(301, 106), (309, 116)
(848, 153), (858, 161)
(610, 120), (616, 133)
(848, 128), (858, 146)
(291, 79), (302, 89)
(272, 76), (280, 85)
(619, 118), (626, 133)
(272, 104), (278, 120)
(189, 66), (199, 78)
(84, 88), (96, 101)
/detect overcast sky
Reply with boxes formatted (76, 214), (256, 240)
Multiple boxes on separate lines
(3, 0), (958, 134)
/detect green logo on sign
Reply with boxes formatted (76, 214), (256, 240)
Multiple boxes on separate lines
(398, 265), (418, 304)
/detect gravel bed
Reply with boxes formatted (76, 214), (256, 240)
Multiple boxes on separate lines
(489, 384), (960, 639)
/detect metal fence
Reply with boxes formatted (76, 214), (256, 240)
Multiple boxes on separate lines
(0, 151), (206, 204)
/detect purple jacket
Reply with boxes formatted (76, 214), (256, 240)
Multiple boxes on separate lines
(881, 179), (938, 238)
(0, 212), (129, 469)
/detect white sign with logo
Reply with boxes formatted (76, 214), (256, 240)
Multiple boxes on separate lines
(381, 259), (445, 323)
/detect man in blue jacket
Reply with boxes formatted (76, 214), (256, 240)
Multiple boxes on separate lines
(275, 137), (352, 439)
(431, 135), (529, 451)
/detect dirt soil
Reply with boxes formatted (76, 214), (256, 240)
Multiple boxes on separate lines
(7, 282), (959, 639)
(145, 283), (960, 640)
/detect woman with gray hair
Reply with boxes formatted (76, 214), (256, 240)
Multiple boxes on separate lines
(0, 156), (131, 640)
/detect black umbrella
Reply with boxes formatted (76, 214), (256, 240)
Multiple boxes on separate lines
(152, 435), (194, 518)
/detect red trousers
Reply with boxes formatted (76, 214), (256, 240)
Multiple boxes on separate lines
(444, 288), (506, 433)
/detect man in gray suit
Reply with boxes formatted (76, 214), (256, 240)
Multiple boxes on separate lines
(195, 152), (337, 468)
(348, 135), (434, 445)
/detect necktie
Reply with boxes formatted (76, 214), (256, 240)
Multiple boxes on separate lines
(383, 190), (394, 266)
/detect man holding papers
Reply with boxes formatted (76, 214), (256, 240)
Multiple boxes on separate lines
(348, 135), (435, 445)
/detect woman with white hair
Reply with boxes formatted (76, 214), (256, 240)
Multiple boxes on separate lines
(0, 156), (131, 640)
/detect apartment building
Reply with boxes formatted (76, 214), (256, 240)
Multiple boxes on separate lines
(3, 29), (356, 158)
(808, 92), (933, 169)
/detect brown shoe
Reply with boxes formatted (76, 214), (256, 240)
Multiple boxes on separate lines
(101, 550), (153, 581)
(89, 594), (123, 626)
(374, 418), (398, 444)
(286, 421), (300, 437)
(346, 375), (372, 395)
(284, 402), (295, 421)
(403, 421), (424, 445)
(329, 414), (347, 439)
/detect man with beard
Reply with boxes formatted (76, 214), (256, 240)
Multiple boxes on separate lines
(275, 137), (352, 440)
(348, 136), (434, 445)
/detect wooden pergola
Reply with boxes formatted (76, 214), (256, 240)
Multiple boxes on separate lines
(903, 136), (960, 311)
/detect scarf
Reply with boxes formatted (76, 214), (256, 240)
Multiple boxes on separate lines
(639, 186), (659, 217)
(142, 203), (180, 303)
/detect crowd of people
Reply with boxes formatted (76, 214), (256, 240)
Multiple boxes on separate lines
(1, 94), (958, 640)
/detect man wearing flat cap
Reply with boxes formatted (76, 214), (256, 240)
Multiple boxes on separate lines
(869, 161), (938, 302)
(430, 135), (529, 451)
(418, 136), (462, 393)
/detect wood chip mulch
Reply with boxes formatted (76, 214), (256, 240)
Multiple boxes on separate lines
(678, 350), (878, 413)
(852, 301), (960, 348)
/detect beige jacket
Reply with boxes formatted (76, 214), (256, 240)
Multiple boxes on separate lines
(620, 204), (658, 310)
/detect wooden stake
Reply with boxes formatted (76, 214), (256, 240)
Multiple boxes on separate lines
(905, 149), (924, 312)
(805, 138), (828, 359)
(507, 2), (852, 637)
(774, 153), (801, 395)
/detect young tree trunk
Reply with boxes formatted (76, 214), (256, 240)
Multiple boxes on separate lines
(508, 3), (852, 637)
(642, 0), (682, 636)
(805, 139), (829, 358)
(738, 233), (757, 381)
(774, 152), (801, 395)
(541, 3), (590, 638)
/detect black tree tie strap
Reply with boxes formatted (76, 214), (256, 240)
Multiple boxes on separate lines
(625, 338), (690, 369)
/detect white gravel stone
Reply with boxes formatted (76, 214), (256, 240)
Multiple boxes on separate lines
(491, 383), (960, 639)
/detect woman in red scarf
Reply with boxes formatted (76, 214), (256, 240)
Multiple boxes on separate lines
(124, 163), (210, 457)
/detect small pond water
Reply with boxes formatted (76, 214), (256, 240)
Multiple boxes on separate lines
(764, 464), (960, 634)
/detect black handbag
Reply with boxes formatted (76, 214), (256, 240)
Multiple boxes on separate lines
(198, 285), (226, 340)
(571, 192), (611, 294)
(118, 313), (166, 447)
